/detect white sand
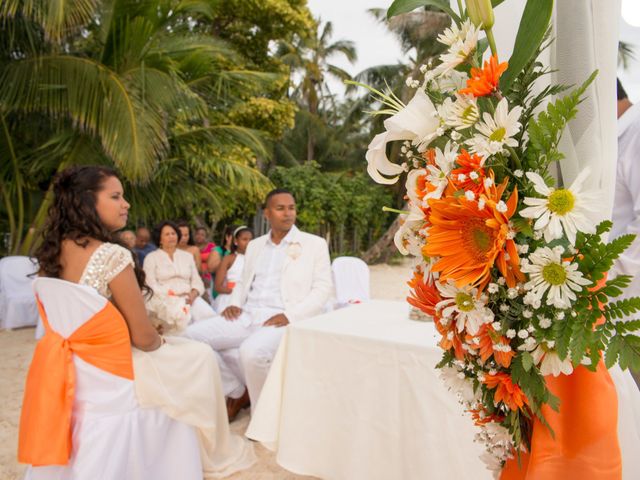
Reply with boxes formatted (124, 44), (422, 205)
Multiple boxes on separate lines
(0, 260), (414, 480)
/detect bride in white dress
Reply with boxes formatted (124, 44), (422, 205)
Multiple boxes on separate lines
(28, 165), (255, 478)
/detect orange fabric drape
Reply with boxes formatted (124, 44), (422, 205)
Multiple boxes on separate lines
(500, 360), (622, 480)
(18, 298), (134, 466)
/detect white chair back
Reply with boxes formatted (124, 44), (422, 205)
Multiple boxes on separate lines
(0, 256), (39, 330)
(27, 277), (202, 479)
(33, 277), (138, 413)
(331, 256), (370, 308)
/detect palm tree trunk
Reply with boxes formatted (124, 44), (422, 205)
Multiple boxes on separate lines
(306, 127), (315, 162)
(19, 159), (70, 255)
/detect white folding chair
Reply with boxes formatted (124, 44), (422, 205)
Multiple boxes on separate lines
(25, 278), (202, 480)
(0, 256), (39, 330)
(331, 256), (371, 309)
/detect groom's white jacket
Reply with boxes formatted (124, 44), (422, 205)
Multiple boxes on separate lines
(229, 226), (333, 323)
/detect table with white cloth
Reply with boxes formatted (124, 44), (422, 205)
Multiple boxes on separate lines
(246, 300), (491, 480)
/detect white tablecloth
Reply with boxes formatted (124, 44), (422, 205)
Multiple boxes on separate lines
(246, 300), (491, 480)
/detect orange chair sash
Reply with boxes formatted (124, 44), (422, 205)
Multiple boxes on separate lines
(18, 297), (134, 466)
(501, 360), (622, 480)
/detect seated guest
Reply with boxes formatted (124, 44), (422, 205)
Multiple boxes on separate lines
(134, 226), (156, 265)
(186, 189), (333, 420)
(177, 221), (202, 272)
(214, 226), (253, 313)
(119, 229), (136, 249)
(208, 225), (235, 299)
(194, 226), (216, 296)
(143, 221), (216, 323)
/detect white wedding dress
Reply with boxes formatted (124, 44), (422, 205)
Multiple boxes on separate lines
(213, 254), (244, 313)
(80, 243), (255, 478)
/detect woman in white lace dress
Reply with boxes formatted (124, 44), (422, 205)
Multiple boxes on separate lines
(30, 165), (255, 478)
(213, 226), (253, 313)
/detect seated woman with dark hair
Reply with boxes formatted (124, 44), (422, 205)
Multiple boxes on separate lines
(143, 221), (217, 323)
(20, 165), (254, 478)
(176, 221), (202, 273)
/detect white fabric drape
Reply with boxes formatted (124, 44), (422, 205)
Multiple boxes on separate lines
(551, 0), (620, 219)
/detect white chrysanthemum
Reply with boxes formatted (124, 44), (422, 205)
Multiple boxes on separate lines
(434, 20), (480, 75)
(521, 247), (592, 308)
(531, 345), (573, 377)
(466, 98), (522, 157)
(440, 366), (478, 403)
(432, 69), (468, 93)
(393, 220), (425, 257)
(437, 19), (476, 47)
(436, 281), (493, 335)
(423, 142), (458, 200)
(519, 169), (601, 244)
(444, 94), (480, 130)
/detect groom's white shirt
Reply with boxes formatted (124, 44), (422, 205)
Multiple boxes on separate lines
(229, 225), (333, 323)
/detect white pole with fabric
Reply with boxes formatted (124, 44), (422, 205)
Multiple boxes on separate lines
(551, 0), (620, 221)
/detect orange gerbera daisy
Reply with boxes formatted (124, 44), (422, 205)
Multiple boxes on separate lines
(467, 324), (515, 368)
(459, 55), (508, 97)
(424, 177), (522, 291)
(407, 271), (441, 317)
(483, 372), (528, 411)
(450, 149), (487, 195)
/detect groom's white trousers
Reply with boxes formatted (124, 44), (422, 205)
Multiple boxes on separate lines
(185, 313), (285, 407)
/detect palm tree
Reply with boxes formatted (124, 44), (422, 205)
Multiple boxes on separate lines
(277, 20), (357, 161)
(0, 0), (279, 254)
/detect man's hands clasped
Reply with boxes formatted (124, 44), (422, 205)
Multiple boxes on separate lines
(220, 306), (289, 328)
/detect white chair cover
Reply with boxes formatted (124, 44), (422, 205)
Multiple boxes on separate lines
(0, 256), (39, 330)
(25, 278), (202, 480)
(331, 256), (370, 308)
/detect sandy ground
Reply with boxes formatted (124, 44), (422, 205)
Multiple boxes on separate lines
(0, 260), (413, 480)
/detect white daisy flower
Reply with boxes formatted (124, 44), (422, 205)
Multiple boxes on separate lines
(519, 168), (602, 244)
(444, 94), (480, 130)
(415, 142), (458, 201)
(466, 98), (523, 157)
(436, 281), (493, 335)
(531, 345), (573, 377)
(521, 247), (592, 308)
(434, 20), (480, 75)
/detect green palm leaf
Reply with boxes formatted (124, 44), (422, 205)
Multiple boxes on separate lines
(0, 55), (169, 179)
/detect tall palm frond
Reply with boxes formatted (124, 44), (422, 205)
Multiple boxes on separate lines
(0, 0), (99, 42)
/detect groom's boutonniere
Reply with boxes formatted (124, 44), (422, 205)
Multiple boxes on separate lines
(287, 242), (302, 260)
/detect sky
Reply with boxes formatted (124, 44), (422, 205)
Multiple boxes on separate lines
(307, 0), (640, 101)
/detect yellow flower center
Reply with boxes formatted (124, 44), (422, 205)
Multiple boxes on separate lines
(542, 263), (567, 286)
(455, 292), (475, 312)
(489, 127), (506, 142)
(462, 105), (478, 124)
(547, 189), (575, 215)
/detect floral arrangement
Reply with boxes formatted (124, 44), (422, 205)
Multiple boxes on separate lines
(363, 0), (640, 474)
(145, 290), (191, 335)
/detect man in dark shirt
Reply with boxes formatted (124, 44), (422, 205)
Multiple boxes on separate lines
(133, 226), (156, 265)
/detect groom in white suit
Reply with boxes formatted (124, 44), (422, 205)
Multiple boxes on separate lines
(186, 189), (333, 419)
